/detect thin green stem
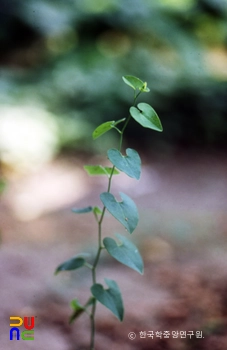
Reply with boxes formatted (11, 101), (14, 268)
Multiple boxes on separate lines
(119, 90), (142, 151)
(90, 301), (96, 350)
(89, 213), (104, 349)
(89, 89), (142, 350)
(84, 262), (93, 269)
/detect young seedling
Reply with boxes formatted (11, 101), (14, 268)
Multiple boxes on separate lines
(55, 75), (163, 349)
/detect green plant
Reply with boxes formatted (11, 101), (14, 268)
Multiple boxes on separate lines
(55, 75), (163, 349)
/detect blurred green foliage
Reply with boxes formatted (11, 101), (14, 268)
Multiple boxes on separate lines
(0, 0), (227, 155)
(0, 178), (6, 194)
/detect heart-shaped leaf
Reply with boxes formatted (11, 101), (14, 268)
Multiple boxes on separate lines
(103, 234), (144, 274)
(84, 165), (119, 176)
(107, 148), (141, 180)
(100, 192), (138, 233)
(91, 279), (124, 321)
(55, 253), (89, 274)
(122, 75), (150, 92)
(130, 102), (163, 132)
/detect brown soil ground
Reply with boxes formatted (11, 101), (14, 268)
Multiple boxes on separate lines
(1, 151), (227, 349)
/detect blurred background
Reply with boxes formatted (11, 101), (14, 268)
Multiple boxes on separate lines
(0, 0), (227, 349)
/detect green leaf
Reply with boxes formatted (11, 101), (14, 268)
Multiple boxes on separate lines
(103, 234), (144, 274)
(107, 148), (141, 180)
(92, 121), (115, 139)
(92, 119), (125, 140)
(55, 253), (89, 274)
(84, 165), (119, 176)
(93, 206), (102, 215)
(100, 192), (138, 233)
(122, 75), (150, 92)
(130, 103), (163, 132)
(71, 206), (93, 214)
(69, 299), (86, 323)
(91, 279), (124, 321)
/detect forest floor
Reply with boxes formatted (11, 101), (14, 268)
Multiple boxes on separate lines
(1, 150), (227, 349)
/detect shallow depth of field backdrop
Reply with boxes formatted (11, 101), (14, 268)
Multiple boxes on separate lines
(0, 1), (227, 349)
